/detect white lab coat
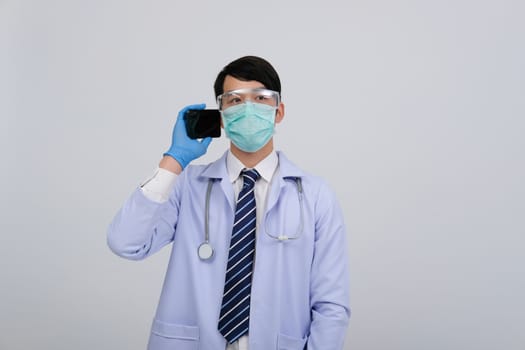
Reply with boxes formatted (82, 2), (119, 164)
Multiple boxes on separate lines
(108, 151), (350, 349)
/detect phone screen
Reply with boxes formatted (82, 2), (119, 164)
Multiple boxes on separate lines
(184, 109), (221, 139)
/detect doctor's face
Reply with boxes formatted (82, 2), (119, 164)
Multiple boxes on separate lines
(222, 75), (285, 124)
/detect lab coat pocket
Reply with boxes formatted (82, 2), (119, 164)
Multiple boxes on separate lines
(277, 332), (307, 350)
(148, 319), (199, 350)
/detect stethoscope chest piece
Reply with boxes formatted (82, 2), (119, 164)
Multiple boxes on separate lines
(198, 242), (214, 260)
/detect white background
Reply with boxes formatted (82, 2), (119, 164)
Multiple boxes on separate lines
(2, 0), (524, 349)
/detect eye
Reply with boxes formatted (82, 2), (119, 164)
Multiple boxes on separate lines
(226, 95), (242, 105)
(255, 94), (269, 102)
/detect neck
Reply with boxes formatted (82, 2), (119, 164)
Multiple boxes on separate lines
(230, 140), (274, 168)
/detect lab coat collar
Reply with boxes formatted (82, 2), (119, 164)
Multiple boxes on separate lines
(274, 151), (306, 179)
(199, 150), (306, 180)
(199, 152), (229, 180)
(199, 150), (306, 214)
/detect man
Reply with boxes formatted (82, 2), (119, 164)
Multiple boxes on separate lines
(108, 56), (350, 349)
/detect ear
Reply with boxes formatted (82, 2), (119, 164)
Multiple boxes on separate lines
(275, 103), (285, 124)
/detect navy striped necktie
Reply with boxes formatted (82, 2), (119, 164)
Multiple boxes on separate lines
(218, 168), (260, 343)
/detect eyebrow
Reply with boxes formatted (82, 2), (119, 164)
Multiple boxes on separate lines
(223, 87), (269, 94)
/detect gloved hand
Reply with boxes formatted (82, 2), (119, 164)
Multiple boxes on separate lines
(163, 104), (213, 169)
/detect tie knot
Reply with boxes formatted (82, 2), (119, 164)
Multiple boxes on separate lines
(241, 169), (260, 189)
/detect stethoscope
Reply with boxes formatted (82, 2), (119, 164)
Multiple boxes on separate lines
(198, 176), (304, 260)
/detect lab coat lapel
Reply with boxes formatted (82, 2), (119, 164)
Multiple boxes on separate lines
(265, 173), (286, 217)
(199, 151), (305, 215)
(265, 151), (306, 215)
(199, 152), (235, 212)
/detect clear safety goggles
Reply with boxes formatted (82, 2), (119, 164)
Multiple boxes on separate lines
(217, 88), (280, 111)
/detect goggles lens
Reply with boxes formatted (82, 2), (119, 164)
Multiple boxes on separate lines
(217, 88), (280, 111)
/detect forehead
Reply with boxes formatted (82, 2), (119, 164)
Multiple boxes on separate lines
(223, 75), (266, 93)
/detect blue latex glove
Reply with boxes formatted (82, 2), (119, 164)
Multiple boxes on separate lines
(163, 104), (213, 169)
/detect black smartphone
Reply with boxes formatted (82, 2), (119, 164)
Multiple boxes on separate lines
(184, 109), (221, 139)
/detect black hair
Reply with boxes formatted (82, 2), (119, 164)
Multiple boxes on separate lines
(213, 56), (281, 98)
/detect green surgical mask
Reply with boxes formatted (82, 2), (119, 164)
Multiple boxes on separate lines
(221, 102), (276, 152)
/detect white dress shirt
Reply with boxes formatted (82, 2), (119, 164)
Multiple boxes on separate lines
(141, 150), (279, 350)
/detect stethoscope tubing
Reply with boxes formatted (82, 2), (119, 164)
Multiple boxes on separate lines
(198, 177), (303, 260)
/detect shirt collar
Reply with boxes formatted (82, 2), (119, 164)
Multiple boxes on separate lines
(226, 150), (278, 184)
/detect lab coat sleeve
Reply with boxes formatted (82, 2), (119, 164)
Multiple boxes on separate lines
(307, 181), (351, 349)
(106, 170), (185, 260)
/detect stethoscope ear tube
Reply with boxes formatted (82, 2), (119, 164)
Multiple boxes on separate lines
(265, 177), (303, 241)
(199, 180), (216, 260)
